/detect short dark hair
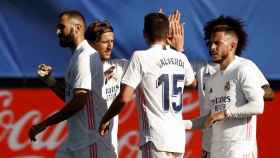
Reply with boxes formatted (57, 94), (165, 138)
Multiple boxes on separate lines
(144, 12), (169, 42)
(59, 10), (86, 26)
(85, 20), (113, 43)
(204, 15), (247, 56)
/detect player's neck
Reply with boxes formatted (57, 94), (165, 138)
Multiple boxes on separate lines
(149, 40), (166, 48)
(220, 54), (235, 71)
(71, 36), (85, 51)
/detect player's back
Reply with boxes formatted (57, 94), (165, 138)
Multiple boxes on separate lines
(124, 44), (194, 153)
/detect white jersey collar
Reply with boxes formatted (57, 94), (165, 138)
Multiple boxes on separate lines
(73, 40), (88, 54)
(150, 43), (165, 49)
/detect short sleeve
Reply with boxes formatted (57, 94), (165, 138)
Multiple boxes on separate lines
(249, 61), (269, 86)
(72, 54), (92, 90)
(121, 52), (142, 89)
(184, 56), (195, 86)
(238, 65), (264, 102)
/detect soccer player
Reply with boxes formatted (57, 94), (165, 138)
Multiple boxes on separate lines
(99, 12), (195, 158)
(28, 10), (106, 158)
(167, 13), (274, 158)
(85, 20), (129, 157)
(186, 16), (265, 158)
(192, 56), (274, 158)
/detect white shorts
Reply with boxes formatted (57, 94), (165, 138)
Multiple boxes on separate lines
(140, 142), (183, 158)
(211, 141), (257, 158)
(56, 142), (118, 158)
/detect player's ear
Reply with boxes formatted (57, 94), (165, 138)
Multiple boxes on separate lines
(230, 40), (237, 52)
(143, 30), (147, 38)
(73, 23), (82, 35)
(143, 30), (149, 43)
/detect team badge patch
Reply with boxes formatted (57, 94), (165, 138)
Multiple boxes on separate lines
(209, 88), (213, 93)
(224, 81), (230, 91)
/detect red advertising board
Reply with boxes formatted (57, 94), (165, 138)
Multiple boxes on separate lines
(0, 89), (279, 158)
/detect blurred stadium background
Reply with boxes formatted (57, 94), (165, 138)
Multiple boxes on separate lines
(1, 0), (279, 157)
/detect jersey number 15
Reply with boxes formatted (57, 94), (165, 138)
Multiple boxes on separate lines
(156, 74), (185, 112)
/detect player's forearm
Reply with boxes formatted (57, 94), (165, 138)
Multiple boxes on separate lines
(41, 77), (66, 101)
(41, 95), (86, 127)
(226, 100), (264, 118)
(101, 95), (125, 125)
(49, 81), (66, 101)
(192, 113), (210, 129)
(184, 113), (210, 130)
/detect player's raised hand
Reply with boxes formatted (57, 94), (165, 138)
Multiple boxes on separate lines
(37, 64), (52, 79)
(28, 123), (47, 142)
(167, 10), (185, 52)
(205, 111), (226, 128)
(168, 21), (184, 52)
(99, 121), (110, 136)
(169, 9), (181, 25)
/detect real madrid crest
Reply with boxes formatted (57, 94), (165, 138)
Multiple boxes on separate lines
(224, 81), (230, 91)
(209, 88), (213, 93)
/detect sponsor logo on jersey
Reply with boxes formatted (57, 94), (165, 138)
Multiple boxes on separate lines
(210, 96), (231, 106)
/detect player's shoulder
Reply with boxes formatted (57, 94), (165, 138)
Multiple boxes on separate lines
(131, 49), (145, 56)
(235, 56), (256, 70)
(233, 57), (257, 77)
(130, 49), (152, 62)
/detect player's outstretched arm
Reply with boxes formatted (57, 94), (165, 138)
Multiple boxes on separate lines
(28, 88), (89, 142)
(37, 64), (65, 101)
(99, 84), (134, 136)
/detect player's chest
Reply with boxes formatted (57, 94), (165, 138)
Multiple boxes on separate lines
(206, 74), (239, 112)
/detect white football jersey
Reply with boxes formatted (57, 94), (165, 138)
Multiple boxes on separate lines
(193, 56), (268, 152)
(122, 44), (195, 153)
(102, 58), (128, 153)
(62, 40), (106, 150)
(204, 56), (264, 157)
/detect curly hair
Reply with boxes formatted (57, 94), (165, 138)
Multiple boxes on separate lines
(204, 16), (247, 56)
(85, 20), (113, 43)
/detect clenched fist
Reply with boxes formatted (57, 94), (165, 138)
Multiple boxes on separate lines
(37, 64), (52, 79)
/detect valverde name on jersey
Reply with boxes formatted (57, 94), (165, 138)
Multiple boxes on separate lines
(159, 57), (185, 69)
